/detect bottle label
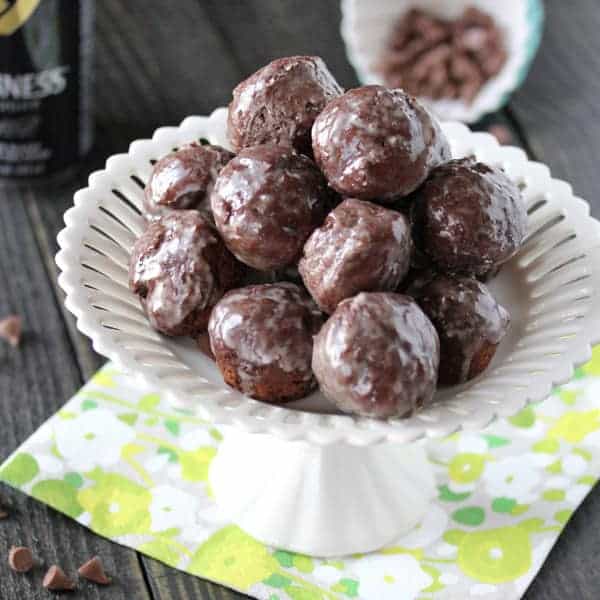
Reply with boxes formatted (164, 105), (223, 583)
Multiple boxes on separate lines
(0, 66), (69, 100)
(0, 0), (94, 179)
(0, 0), (42, 36)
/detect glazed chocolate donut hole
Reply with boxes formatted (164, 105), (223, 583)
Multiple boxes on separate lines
(411, 157), (527, 277)
(413, 274), (510, 384)
(228, 55), (343, 155)
(129, 211), (240, 337)
(299, 198), (412, 313)
(208, 283), (325, 403)
(211, 144), (330, 271)
(128, 55), (521, 420)
(312, 85), (450, 201)
(143, 143), (234, 219)
(312, 292), (440, 418)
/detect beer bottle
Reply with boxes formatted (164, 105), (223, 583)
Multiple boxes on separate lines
(0, 0), (94, 180)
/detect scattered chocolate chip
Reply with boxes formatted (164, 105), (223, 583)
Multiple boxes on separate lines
(8, 546), (33, 573)
(78, 556), (111, 585)
(379, 6), (507, 105)
(488, 124), (513, 145)
(43, 565), (76, 591)
(0, 315), (21, 347)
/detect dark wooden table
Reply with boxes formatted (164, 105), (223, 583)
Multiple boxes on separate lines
(0, 1), (599, 598)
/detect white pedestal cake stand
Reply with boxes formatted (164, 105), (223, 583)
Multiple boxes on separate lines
(56, 109), (600, 557)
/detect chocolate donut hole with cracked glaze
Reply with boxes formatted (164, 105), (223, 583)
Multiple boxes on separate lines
(129, 211), (241, 337)
(299, 198), (412, 314)
(143, 143), (234, 220)
(312, 292), (440, 418)
(208, 283), (325, 403)
(410, 157), (527, 278)
(228, 55), (343, 156)
(412, 273), (510, 384)
(211, 144), (330, 271)
(311, 85), (451, 201)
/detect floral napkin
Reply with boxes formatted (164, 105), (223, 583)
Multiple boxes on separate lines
(2, 350), (600, 600)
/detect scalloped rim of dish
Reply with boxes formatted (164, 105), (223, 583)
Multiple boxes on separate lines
(56, 109), (600, 447)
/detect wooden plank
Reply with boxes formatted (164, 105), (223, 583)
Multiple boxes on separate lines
(0, 189), (151, 600)
(146, 571), (250, 600)
(24, 179), (105, 380)
(509, 0), (600, 215)
(27, 0), (600, 598)
(200, 0), (359, 87)
(24, 1), (248, 598)
(94, 2), (251, 596)
(26, 151), (251, 600)
(95, 0), (242, 137)
(524, 488), (600, 600)
(507, 1), (600, 598)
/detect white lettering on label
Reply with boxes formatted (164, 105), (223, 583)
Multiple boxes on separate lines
(0, 65), (69, 100)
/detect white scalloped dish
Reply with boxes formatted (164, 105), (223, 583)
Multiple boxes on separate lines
(56, 108), (600, 447)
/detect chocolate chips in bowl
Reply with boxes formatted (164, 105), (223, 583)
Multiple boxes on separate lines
(378, 6), (508, 104)
(128, 55), (526, 419)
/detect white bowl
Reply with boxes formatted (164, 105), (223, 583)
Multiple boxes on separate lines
(340, 0), (544, 123)
(56, 108), (600, 448)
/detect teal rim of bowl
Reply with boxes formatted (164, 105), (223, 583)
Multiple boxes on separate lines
(498, 0), (545, 109)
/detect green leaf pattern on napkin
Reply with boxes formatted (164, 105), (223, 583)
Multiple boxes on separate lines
(2, 349), (600, 599)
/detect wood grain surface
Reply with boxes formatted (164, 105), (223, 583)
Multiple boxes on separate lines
(0, 0), (598, 598)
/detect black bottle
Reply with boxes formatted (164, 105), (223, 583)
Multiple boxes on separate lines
(0, 0), (94, 180)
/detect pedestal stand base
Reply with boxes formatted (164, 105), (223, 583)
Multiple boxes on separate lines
(209, 429), (436, 557)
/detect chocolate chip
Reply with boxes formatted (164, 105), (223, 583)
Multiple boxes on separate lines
(43, 565), (76, 591)
(389, 20), (413, 49)
(450, 53), (480, 82)
(380, 6), (507, 105)
(441, 82), (459, 99)
(0, 315), (21, 347)
(78, 556), (111, 585)
(421, 22), (448, 45)
(413, 13), (448, 44)
(378, 49), (405, 72)
(459, 78), (484, 103)
(429, 65), (448, 93)
(481, 48), (508, 77)
(8, 546), (33, 573)
(400, 37), (436, 65)
(413, 44), (452, 80)
(412, 11), (439, 32)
